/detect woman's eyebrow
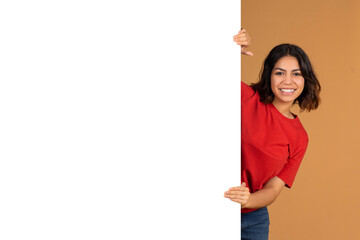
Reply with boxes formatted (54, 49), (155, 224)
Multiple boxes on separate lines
(274, 67), (301, 72)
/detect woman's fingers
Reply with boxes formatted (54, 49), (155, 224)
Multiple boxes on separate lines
(228, 199), (247, 205)
(224, 190), (250, 196)
(234, 29), (252, 56)
(241, 48), (254, 56)
(233, 33), (247, 38)
(228, 184), (249, 191)
(238, 28), (246, 34)
(224, 194), (248, 201)
(235, 40), (250, 46)
(227, 196), (249, 205)
(226, 193), (250, 201)
(225, 183), (250, 206)
(224, 192), (250, 207)
(233, 36), (250, 44)
(224, 188), (250, 199)
(233, 33), (248, 39)
(224, 191), (244, 197)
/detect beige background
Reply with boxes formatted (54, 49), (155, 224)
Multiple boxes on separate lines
(242, 0), (360, 239)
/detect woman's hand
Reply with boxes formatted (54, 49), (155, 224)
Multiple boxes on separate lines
(224, 182), (251, 208)
(233, 29), (253, 56)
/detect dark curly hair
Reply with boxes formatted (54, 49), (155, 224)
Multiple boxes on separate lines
(251, 44), (321, 112)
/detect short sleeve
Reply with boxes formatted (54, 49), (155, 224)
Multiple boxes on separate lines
(241, 81), (255, 101)
(277, 139), (309, 188)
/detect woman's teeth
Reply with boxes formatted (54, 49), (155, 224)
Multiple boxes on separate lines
(280, 89), (295, 93)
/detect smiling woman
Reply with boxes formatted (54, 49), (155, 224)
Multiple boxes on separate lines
(252, 43), (321, 116)
(225, 30), (321, 240)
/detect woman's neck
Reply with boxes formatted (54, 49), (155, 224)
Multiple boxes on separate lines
(272, 99), (294, 119)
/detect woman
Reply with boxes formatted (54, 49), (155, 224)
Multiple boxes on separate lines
(224, 29), (321, 239)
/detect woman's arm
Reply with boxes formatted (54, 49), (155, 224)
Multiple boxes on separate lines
(243, 177), (285, 209)
(224, 176), (285, 209)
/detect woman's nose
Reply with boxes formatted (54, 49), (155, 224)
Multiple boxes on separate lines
(283, 74), (292, 84)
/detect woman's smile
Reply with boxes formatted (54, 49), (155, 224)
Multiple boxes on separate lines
(279, 88), (296, 94)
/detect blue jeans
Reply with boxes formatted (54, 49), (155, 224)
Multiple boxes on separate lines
(241, 207), (270, 240)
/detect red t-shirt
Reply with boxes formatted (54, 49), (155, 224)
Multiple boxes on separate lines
(241, 81), (308, 213)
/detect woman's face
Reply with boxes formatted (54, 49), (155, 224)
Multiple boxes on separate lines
(270, 56), (305, 105)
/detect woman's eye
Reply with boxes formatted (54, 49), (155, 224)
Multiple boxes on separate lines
(275, 72), (284, 76)
(293, 72), (302, 76)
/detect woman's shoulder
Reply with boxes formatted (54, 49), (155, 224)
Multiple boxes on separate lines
(241, 81), (257, 101)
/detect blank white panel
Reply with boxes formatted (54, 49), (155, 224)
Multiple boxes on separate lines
(0, 1), (241, 239)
